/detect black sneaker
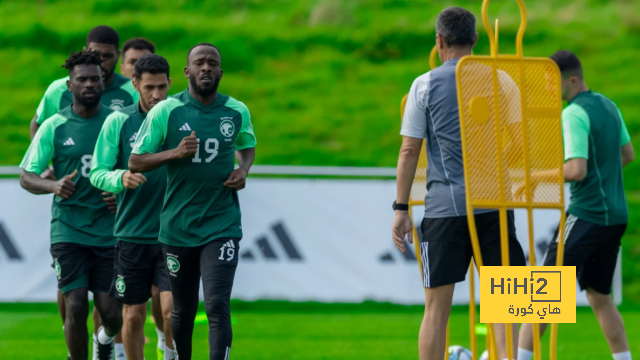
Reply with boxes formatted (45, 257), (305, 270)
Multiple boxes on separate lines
(95, 327), (114, 360)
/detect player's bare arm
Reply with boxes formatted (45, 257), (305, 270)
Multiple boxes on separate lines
(29, 114), (40, 140)
(224, 147), (255, 190)
(392, 136), (422, 253)
(20, 169), (77, 198)
(622, 142), (634, 167)
(129, 131), (198, 173)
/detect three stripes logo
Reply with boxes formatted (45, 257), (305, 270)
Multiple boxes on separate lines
(0, 222), (23, 262)
(128, 132), (138, 148)
(179, 123), (192, 131)
(63, 138), (75, 146)
(241, 221), (303, 261)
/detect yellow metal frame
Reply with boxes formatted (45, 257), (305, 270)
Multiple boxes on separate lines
(455, 1), (566, 360)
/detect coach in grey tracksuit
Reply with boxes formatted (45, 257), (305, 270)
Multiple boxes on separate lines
(391, 6), (526, 360)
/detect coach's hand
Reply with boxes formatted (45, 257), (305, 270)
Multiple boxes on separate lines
(224, 167), (248, 191)
(102, 192), (117, 213)
(172, 131), (198, 159)
(122, 171), (147, 190)
(391, 211), (413, 253)
(50, 169), (77, 199)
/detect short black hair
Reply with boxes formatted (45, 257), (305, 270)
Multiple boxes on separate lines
(436, 7), (476, 48)
(122, 37), (155, 59)
(62, 50), (103, 72)
(186, 42), (220, 62)
(86, 25), (119, 48)
(134, 54), (170, 80)
(550, 50), (583, 80)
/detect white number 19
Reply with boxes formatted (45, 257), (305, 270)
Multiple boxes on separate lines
(192, 138), (219, 163)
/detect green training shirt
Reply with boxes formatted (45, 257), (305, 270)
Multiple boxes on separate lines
(36, 73), (139, 125)
(132, 90), (257, 247)
(20, 105), (116, 246)
(562, 90), (630, 226)
(90, 102), (167, 244)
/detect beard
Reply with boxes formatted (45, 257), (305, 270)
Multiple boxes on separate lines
(75, 91), (102, 107)
(101, 66), (115, 83)
(189, 73), (221, 98)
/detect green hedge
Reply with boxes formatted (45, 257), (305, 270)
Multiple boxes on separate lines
(2, 0), (640, 303)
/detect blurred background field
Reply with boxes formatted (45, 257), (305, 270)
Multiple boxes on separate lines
(2, 302), (640, 359)
(1, 1), (640, 357)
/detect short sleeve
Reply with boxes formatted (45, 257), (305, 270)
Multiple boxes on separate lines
(132, 99), (177, 154)
(498, 70), (522, 125)
(616, 105), (631, 146)
(226, 98), (256, 150)
(36, 77), (68, 125)
(20, 116), (60, 174)
(562, 104), (591, 161)
(400, 73), (429, 139)
(89, 111), (128, 193)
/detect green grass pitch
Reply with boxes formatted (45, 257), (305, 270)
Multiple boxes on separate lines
(1, 301), (639, 359)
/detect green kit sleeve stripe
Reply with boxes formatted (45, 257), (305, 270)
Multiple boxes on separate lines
(89, 111), (129, 193)
(562, 103), (590, 161)
(226, 97), (257, 150)
(132, 98), (182, 154)
(20, 114), (68, 174)
(36, 77), (69, 125)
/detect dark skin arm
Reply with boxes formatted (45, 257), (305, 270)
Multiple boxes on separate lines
(224, 147), (256, 191)
(129, 131), (198, 173)
(20, 169), (77, 198)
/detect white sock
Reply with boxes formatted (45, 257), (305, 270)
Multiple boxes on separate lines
(156, 327), (166, 350)
(114, 343), (126, 358)
(517, 348), (534, 360)
(97, 327), (115, 345)
(164, 347), (175, 360)
(613, 351), (632, 360)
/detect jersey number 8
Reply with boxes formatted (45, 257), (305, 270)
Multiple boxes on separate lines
(192, 138), (219, 163)
(81, 154), (93, 178)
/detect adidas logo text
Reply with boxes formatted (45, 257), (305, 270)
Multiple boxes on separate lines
(179, 123), (192, 131)
(63, 138), (75, 146)
(241, 221), (303, 261)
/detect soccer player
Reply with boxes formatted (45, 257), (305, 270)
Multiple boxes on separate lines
(517, 51), (634, 360)
(19, 50), (122, 360)
(391, 7), (526, 360)
(90, 54), (175, 360)
(118, 36), (168, 357)
(120, 38), (155, 79)
(30, 25), (138, 139)
(129, 43), (256, 360)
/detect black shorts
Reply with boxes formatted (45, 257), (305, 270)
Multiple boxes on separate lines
(50, 243), (115, 294)
(542, 214), (626, 295)
(110, 240), (171, 305)
(420, 211), (526, 288)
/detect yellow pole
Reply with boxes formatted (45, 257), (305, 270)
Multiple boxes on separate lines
(469, 263), (477, 360)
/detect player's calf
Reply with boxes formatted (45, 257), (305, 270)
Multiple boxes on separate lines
(63, 289), (91, 360)
(122, 303), (147, 360)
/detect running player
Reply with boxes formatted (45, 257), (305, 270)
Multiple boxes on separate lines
(120, 38), (155, 79)
(30, 25), (138, 139)
(90, 54), (175, 360)
(129, 43), (256, 360)
(29, 25), (134, 360)
(19, 50), (122, 360)
(391, 7), (526, 360)
(517, 50), (634, 360)
(117, 36), (168, 358)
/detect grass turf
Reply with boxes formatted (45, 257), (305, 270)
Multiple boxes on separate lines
(1, 301), (639, 359)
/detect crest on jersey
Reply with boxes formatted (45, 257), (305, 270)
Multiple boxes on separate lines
(167, 256), (180, 273)
(220, 119), (235, 137)
(110, 99), (125, 110)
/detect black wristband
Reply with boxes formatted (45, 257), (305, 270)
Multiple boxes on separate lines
(392, 200), (409, 211)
